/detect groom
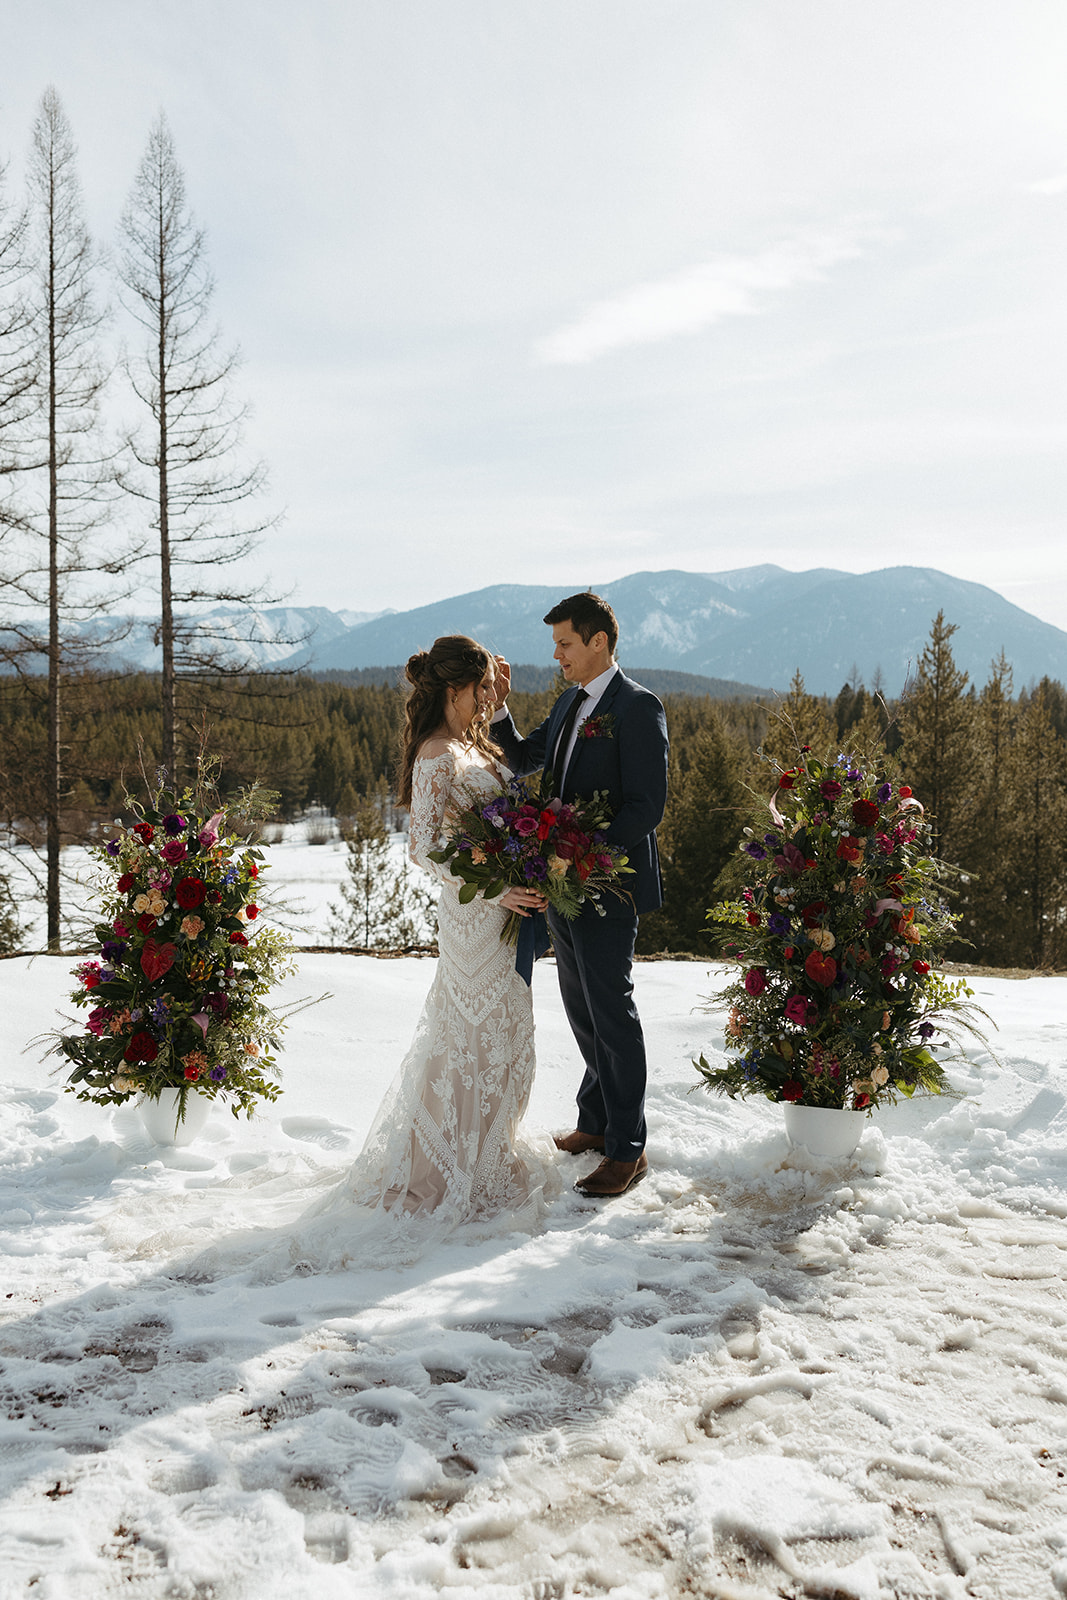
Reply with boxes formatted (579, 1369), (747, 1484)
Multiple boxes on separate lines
(492, 592), (669, 1198)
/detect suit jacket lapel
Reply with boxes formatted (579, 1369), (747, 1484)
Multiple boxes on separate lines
(565, 670), (624, 780)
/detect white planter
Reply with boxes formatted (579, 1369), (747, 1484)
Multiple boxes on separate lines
(783, 1101), (868, 1159)
(138, 1087), (212, 1147)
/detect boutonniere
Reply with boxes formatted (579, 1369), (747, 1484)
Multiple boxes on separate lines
(580, 712), (616, 740)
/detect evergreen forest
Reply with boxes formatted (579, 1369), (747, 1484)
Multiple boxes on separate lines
(2, 611), (1066, 969)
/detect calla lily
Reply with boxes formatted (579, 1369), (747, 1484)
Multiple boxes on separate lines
(192, 1012), (210, 1039)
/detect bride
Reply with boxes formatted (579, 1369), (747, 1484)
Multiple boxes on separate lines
(339, 634), (553, 1225)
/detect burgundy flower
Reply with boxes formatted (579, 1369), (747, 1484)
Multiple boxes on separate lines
(117, 872), (136, 893)
(133, 823), (154, 843)
(161, 840), (187, 865)
(175, 877), (207, 910)
(782, 1080), (805, 1102)
(124, 1031), (158, 1064)
(852, 798), (880, 827)
(819, 780), (843, 801)
(744, 967), (767, 997)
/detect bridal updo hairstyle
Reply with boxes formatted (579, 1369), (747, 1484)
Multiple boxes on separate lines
(398, 635), (504, 808)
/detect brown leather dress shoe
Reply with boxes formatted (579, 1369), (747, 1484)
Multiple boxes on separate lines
(575, 1151), (648, 1197)
(553, 1129), (606, 1156)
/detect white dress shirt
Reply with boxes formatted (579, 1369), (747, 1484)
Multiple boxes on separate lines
(554, 663), (618, 785)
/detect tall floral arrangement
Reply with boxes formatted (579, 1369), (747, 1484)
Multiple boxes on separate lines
(53, 767), (296, 1118)
(695, 752), (988, 1112)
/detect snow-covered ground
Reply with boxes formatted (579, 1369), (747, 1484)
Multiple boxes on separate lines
(1, 841), (1066, 1599)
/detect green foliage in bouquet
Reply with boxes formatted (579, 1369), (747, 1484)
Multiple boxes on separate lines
(695, 752), (991, 1111)
(52, 762), (297, 1118)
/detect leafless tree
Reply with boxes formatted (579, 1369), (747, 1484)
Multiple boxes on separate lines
(117, 113), (293, 776)
(20, 87), (121, 946)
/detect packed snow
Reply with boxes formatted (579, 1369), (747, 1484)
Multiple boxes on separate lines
(1, 836), (1066, 1599)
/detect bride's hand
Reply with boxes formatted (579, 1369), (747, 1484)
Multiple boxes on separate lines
(499, 886), (547, 917)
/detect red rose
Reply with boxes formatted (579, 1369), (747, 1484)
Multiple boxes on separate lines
(783, 945), (795, 960)
(117, 872), (136, 893)
(175, 877), (207, 910)
(912, 960), (930, 975)
(800, 901), (828, 928)
(852, 799), (880, 827)
(245, 904), (258, 919)
(854, 1093), (871, 1109)
(746, 911), (760, 927)
(184, 1065), (201, 1081)
(782, 1080), (805, 1102)
(744, 967), (767, 996)
(137, 913), (157, 933)
(229, 929), (248, 945)
(82, 971), (101, 990)
(124, 1030), (158, 1064)
(778, 772), (796, 790)
(820, 780), (843, 801)
(133, 823), (154, 843)
(898, 786), (912, 798)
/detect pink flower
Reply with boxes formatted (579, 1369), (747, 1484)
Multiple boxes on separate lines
(87, 1005), (109, 1037)
(512, 815), (539, 836)
(784, 994), (814, 1026)
(161, 839), (187, 864)
(198, 811), (226, 849)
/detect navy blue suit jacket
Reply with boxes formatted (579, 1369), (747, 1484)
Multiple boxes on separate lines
(495, 669), (668, 916)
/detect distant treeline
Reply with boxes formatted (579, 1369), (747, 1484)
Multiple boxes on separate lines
(2, 613), (1066, 967)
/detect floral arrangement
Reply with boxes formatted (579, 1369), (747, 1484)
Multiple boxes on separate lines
(53, 771), (297, 1119)
(695, 752), (988, 1112)
(428, 774), (633, 943)
(580, 713), (616, 741)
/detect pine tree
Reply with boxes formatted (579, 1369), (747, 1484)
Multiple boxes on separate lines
(116, 114), (287, 778)
(23, 89), (117, 945)
(897, 612), (975, 861)
(329, 794), (435, 949)
(1000, 682), (1067, 968)
(637, 716), (749, 954)
(957, 652), (1015, 962)
(760, 669), (835, 769)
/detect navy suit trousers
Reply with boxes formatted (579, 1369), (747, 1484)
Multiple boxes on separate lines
(548, 901), (646, 1161)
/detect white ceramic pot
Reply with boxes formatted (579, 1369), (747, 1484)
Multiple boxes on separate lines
(138, 1087), (212, 1147)
(783, 1101), (868, 1159)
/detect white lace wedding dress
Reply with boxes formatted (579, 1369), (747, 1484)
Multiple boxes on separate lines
(339, 745), (551, 1222)
(256, 743), (558, 1272)
(115, 743), (557, 1279)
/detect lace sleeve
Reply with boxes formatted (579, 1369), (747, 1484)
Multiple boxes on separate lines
(409, 750), (462, 887)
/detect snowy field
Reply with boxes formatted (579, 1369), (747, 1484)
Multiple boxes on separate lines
(1, 839), (1066, 1599)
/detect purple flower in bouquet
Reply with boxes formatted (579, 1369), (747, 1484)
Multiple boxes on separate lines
(106, 839), (121, 858)
(877, 782), (892, 804)
(210, 1065), (227, 1082)
(743, 841), (766, 860)
(767, 912), (791, 937)
(524, 857), (548, 881)
(162, 813), (186, 836)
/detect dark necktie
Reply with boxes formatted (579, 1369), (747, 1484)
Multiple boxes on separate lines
(551, 688), (588, 795)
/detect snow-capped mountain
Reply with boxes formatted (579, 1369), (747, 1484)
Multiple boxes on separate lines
(279, 566), (1067, 696)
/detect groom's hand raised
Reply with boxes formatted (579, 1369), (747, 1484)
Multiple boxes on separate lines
(492, 655), (511, 709)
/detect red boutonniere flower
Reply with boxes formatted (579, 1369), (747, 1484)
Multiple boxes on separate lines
(581, 712), (616, 740)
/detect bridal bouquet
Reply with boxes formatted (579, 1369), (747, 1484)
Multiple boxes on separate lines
(53, 771), (297, 1118)
(695, 752), (989, 1112)
(428, 775), (633, 943)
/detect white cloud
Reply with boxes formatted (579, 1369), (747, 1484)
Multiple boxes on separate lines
(534, 233), (867, 366)
(1027, 174), (1067, 195)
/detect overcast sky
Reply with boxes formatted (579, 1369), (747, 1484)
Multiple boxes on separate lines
(5, 1), (1067, 629)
